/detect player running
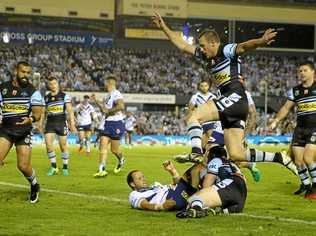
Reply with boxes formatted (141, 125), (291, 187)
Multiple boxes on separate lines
(41, 76), (77, 176)
(0, 61), (44, 203)
(270, 61), (316, 199)
(152, 12), (296, 173)
(92, 76), (125, 177)
(75, 95), (97, 155)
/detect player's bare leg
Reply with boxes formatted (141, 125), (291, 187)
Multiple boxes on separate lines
(85, 130), (92, 155)
(94, 136), (110, 177)
(224, 128), (297, 174)
(302, 144), (316, 199)
(45, 133), (59, 176)
(0, 137), (13, 166)
(292, 146), (310, 195)
(174, 101), (220, 163)
(59, 135), (69, 176)
(78, 131), (85, 152)
(16, 145), (39, 203)
(111, 139), (125, 174)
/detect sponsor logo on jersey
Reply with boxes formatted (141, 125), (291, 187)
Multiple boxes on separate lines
(12, 90), (17, 96)
(47, 105), (63, 113)
(304, 90), (309, 95)
(2, 103), (28, 113)
(297, 102), (316, 112)
(2, 88), (7, 95)
(214, 73), (230, 86)
(295, 90), (300, 96)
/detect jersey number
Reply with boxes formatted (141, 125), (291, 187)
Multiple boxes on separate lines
(216, 93), (242, 111)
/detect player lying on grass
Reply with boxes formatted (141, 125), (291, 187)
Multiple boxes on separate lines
(176, 146), (247, 218)
(127, 160), (202, 211)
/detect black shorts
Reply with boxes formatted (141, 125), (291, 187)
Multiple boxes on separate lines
(77, 124), (92, 132)
(215, 176), (247, 213)
(45, 121), (68, 136)
(214, 84), (249, 129)
(0, 127), (32, 146)
(292, 127), (316, 147)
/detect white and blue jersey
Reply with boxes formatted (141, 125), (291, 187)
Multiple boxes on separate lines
(129, 180), (196, 211)
(100, 89), (125, 139)
(125, 115), (136, 132)
(76, 103), (96, 128)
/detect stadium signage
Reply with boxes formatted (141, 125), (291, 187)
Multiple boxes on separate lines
(68, 92), (176, 104)
(120, 0), (187, 18)
(0, 28), (113, 47)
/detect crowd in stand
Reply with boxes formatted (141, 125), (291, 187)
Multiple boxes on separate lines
(0, 44), (313, 135)
(1, 44), (314, 96)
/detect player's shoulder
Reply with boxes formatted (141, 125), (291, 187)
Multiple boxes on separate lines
(128, 190), (143, 208)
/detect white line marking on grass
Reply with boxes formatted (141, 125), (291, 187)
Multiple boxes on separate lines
(0, 181), (128, 203)
(1, 181), (316, 226)
(236, 213), (316, 226)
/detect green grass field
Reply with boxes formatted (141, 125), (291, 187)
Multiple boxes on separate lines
(0, 144), (315, 236)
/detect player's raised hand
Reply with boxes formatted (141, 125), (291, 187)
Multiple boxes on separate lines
(261, 28), (277, 45)
(152, 12), (165, 29)
(163, 160), (175, 171)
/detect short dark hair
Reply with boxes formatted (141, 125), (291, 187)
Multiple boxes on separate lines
(198, 29), (220, 43)
(198, 79), (210, 87)
(127, 170), (139, 189)
(106, 75), (117, 82)
(16, 61), (30, 69)
(83, 95), (90, 99)
(299, 61), (315, 71)
(207, 146), (227, 162)
(47, 76), (58, 82)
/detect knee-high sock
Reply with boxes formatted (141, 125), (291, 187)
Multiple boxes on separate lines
(187, 123), (203, 154)
(47, 151), (57, 168)
(307, 163), (316, 184)
(61, 152), (69, 169)
(297, 165), (311, 186)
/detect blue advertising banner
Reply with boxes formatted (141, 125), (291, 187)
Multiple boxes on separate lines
(0, 28), (113, 47)
(31, 134), (293, 146)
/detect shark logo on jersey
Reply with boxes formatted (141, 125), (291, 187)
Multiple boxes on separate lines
(2, 88), (7, 95)
(295, 90), (300, 96)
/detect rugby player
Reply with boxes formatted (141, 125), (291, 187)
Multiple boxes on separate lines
(177, 146), (247, 218)
(270, 61), (316, 199)
(152, 12), (296, 172)
(127, 160), (198, 211)
(41, 76), (77, 176)
(188, 79), (217, 150)
(75, 95), (97, 155)
(124, 111), (136, 147)
(92, 76), (125, 177)
(0, 61), (44, 203)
